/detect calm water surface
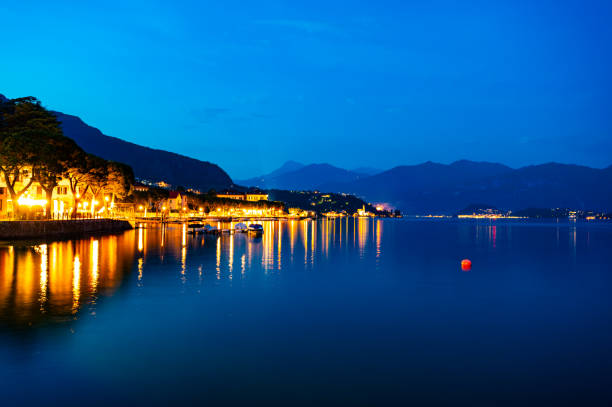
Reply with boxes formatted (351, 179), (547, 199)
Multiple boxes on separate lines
(1, 219), (611, 405)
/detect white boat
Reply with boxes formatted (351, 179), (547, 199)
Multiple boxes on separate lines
(247, 224), (264, 234)
(234, 223), (248, 232)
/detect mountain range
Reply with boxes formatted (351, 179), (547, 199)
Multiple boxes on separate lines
(0, 94), (233, 191)
(240, 160), (612, 213)
(3, 94), (611, 212)
(237, 162), (373, 190)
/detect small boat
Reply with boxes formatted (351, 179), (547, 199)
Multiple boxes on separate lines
(187, 223), (206, 234)
(234, 223), (248, 233)
(247, 224), (264, 234)
(199, 224), (219, 234)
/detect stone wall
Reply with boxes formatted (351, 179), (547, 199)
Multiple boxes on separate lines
(0, 219), (132, 240)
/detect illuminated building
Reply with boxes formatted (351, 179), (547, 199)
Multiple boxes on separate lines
(167, 191), (187, 211)
(246, 193), (269, 201)
(216, 190), (269, 201)
(133, 183), (150, 192)
(216, 191), (247, 200)
(0, 167), (79, 219)
(355, 205), (374, 218)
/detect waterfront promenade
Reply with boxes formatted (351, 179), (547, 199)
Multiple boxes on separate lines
(0, 219), (132, 240)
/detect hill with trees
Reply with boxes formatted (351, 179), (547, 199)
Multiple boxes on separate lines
(0, 96), (133, 218)
(0, 93), (233, 192)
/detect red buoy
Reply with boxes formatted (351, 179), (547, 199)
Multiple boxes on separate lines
(461, 259), (472, 271)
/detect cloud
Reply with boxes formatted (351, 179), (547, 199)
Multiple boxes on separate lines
(254, 19), (337, 34)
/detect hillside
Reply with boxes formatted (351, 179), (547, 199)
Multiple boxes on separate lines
(1, 93), (233, 191)
(56, 113), (232, 190)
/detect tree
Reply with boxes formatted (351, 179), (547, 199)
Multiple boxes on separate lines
(64, 148), (90, 218)
(84, 154), (109, 215)
(106, 161), (134, 202)
(35, 135), (83, 218)
(0, 97), (62, 218)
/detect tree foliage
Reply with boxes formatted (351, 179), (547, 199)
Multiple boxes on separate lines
(0, 96), (135, 218)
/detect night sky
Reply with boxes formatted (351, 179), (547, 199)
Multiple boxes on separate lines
(2, 1), (610, 178)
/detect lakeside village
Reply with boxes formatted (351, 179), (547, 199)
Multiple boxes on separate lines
(0, 167), (400, 222)
(0, 97), (394, 224)
(0, 160), (397, 222)
(0, 173), (394, 222)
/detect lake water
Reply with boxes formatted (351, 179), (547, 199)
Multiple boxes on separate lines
(1, 218), (611, 406)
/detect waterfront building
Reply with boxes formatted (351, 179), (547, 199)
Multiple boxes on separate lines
(0, 166), (119, 219)
(133, 183), (150, 192)
(216, 190), (269, 202)
(246, 192), (269, 201)
(167, 191), (187, 211)
(216, 191), (246, 200)
(0, 167), (77, 219)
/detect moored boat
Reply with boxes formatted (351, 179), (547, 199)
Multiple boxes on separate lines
(234, 222), (248, 233)
(187, 223), (206, 234)
(247, 224), (264, 234)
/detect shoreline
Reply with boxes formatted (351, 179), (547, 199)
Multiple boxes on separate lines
(0, 219), (133, 240)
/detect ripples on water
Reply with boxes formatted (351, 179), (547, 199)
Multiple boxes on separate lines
(0, 218), (611, 405)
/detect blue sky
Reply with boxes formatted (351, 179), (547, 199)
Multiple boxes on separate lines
(2, 0), (611, 179)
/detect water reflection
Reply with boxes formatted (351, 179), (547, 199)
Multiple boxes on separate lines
(0, 233), (136, 328)
(0, 218), (606, 332)
(0, 219), (390, 328)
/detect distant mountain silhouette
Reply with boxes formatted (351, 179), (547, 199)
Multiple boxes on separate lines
(1, 93), (233, 191)
(245, 160), (305, 182)
(239, 163), (368, 191)
(272, 160), (305, 175)
(238, 159), (612, 212)
(341, 161), (612, 213)
(351, 167), (383, 176)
